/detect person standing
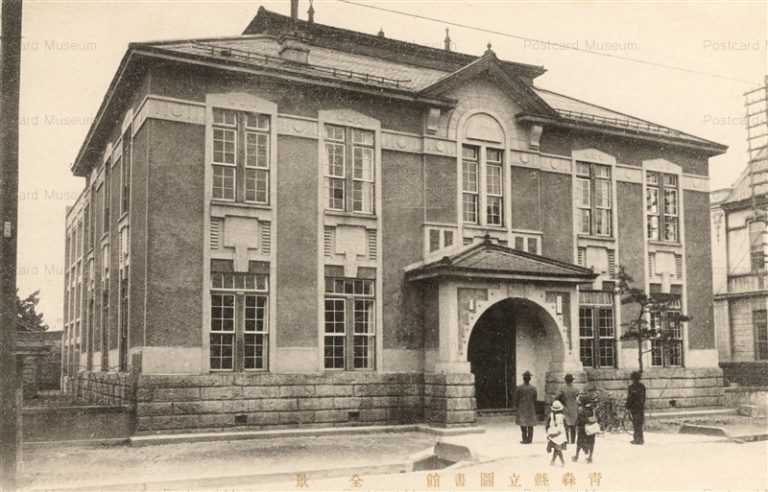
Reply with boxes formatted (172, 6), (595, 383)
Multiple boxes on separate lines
(515, 370), (537, 444)
(572, 399), (597, 463)
(625, 371), (646, 445)
(557, 373), (579, 444)
(546, 400), (567, 466)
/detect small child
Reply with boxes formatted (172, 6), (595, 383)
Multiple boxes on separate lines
(546, 400), (568, 467)
(572, 400), (597, 463)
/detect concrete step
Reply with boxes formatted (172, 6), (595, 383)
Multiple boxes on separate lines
(647, 406), (739, 419)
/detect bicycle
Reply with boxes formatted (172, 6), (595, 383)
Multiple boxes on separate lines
(580, 389), (633, 434)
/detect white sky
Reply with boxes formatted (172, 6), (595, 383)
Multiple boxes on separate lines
(8, 0), (768, 329)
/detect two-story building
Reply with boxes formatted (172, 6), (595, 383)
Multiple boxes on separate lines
(62, 4), (727, 432)
(711, 147), (768, 386)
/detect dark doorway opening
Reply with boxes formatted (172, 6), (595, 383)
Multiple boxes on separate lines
(468, 301), (515, 410)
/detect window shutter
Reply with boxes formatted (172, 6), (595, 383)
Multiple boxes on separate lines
(675, 254), (683, 279)
(324, 226), (336, 258)
(607, 249), (616, 277)
(367, 229), (378, 261)
(648, 253), (656, 276)
(260, 221), (272, 255)
(210, 218), (222, 250)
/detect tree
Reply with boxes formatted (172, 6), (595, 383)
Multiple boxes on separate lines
(16, 289), (49, 332)
(617, 266), (690, 372)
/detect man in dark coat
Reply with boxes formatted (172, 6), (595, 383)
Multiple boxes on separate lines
(557, 373), (580, 444)
(515, 370), (537, 444)
(625, 370), (646, 445)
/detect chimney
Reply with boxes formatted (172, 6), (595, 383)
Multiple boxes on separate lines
(290, 0), (299, 20)
(307, 0), (315, 24)
(444, 28), (451, 51)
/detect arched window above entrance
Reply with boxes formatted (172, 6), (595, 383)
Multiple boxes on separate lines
(464, 113), (504, 144)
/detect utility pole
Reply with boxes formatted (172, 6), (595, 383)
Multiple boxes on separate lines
(0, 0), (23, 489)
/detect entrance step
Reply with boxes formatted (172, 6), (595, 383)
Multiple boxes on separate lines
(477, 408), (516, 417)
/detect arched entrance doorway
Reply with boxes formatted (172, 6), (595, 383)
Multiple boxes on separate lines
(467, 298), (565, 410)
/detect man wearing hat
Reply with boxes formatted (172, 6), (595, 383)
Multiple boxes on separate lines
(625, 371), (646, 444)
(557, 373), (580, 444)
(515, 370), (537, 444)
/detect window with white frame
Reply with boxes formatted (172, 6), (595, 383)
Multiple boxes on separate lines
(121, 127), (131, 215)
(428, 228), (455, 253)
(118, 225), (129, 372)
(462, 146), (479, 223)
(462, 145), (505, 226)
(324, 124), (375, 214)
(209, 269), (269, 371)
(324, 277), (375, 370)
(211, 108), (271, 204)
(578, 290), (616, 368)
(576, 162), (612, 236)
(650, 286), (683, 367)
(486, 149), (504, 226)
(646, 171), (679, 242)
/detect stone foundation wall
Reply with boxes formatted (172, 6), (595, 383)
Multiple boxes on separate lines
(720, 362), (768, 386)
(724, 386), (768, 416)
(134, 373), (424, 433)
(584, 368), (724, 409)
(75, 371), (136, 407)
(423, 373), (476, 427)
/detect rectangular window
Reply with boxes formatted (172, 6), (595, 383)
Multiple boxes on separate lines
(244, 294), (268, 370)
(650, 291), (683, 367)
(324, 277), (375, 370)
(486, 149), (503, 226)
(210, 294), (235, 370)
(101, 169), (110, 235)
(750, 220), (766, 272)
(121, 128), (131, 214)
(211, 108), (272, 204)
(755, 309), (768, 361)
(462, 146), (479, 224)
(647, 171), (679, 242)
(576, 162), (611, 236)
(213, 166), (236, 200)
(325, 124), (375, 214)
(209, 270), (269, 371)
(244, 117), (270, 204)
(579, 290), (616, 368)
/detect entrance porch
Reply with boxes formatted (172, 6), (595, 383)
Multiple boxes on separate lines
(406, 238), (596, 426)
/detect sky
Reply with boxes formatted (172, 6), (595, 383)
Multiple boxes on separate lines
(6, 0), (768, 330)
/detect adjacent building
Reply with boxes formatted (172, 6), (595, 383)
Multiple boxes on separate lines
(62, 4), (727, 432)
(711, 147), (768, 386)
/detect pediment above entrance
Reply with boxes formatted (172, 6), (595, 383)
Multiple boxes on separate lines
(406, 238), (596, 283)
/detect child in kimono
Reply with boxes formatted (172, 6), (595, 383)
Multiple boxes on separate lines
(546, 400), (567, 466)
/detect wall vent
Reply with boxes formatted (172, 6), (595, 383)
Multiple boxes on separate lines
(210, 217), (223, 250)
(607, 249), (616, 277)
(367, 229), (378, 261)
(260, 221), (272, 256)
(324, 226), (336, 258)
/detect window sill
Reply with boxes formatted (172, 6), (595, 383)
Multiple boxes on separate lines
(648, 240), (682, 249)
(324, 210), (377, 219)
(211, 200), (272, 211)
(577, 234), (614, 243)
(463, 224), (507, 232)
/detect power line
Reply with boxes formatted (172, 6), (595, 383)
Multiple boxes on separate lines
(337, 0), (756, 86)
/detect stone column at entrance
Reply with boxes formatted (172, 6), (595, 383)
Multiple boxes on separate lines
(424, 373), (476, 427)
(423, 282), (478, 427)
